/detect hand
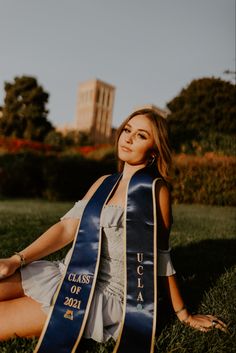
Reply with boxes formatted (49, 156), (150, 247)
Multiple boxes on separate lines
(183, 314), (227, 332)
(0, 256), (21, 280)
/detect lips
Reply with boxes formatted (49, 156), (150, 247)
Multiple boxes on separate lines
(120, 145), (132, 152)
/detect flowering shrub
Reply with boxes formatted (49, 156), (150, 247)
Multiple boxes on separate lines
(72, 144), (112, 156)
(0, 136), (53, 154)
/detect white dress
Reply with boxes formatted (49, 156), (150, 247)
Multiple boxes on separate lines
(20, 200), (176, 343)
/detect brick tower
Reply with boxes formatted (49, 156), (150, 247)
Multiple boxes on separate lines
(75, 79), (115, 144)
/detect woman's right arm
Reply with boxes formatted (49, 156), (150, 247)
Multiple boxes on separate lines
(0, 174), (109, 278)
(0, 218), (79, 278)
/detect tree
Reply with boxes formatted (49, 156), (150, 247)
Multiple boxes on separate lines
(63, 129), (81, 147)
(44, 130), (64, 150)
(166, 77), (236, 153)
(0, 76), (54, 141)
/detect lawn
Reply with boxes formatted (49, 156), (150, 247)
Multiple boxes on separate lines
(0, 200), (235, 353)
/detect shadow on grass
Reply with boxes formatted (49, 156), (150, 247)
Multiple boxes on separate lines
(157, 238), (236, 333)
(173, 238), (236, 305)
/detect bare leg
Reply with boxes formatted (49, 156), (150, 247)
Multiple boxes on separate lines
(0, 271), (47, 341)
(0, 296), (47, 340)
(0, 271), (24, 301)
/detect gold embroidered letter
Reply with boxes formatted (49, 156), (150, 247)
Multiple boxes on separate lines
(137, 265), (144, 276)
(137, 291), (144, 302)
(138, 277), (144, 288)
(137, 252), (143, 263)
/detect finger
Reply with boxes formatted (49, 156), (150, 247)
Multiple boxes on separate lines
(205, 315), (227, 329)
(210, 319), (227, 332)
(215, 322), (228, 332)
(188, 319), (211, 332)
(198, 326), (210, 332)
(205, 314), (217, 321)
(216, 319), (227, 328)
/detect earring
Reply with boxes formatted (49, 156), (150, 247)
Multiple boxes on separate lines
(149, 154), (157, 166)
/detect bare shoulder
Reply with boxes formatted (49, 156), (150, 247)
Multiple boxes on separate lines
(82, 175), (111, 201)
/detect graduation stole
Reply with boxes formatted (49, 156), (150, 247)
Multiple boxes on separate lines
(34, 167), (159, 353)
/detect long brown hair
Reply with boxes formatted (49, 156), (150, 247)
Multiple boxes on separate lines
(115, 108), (172, 182)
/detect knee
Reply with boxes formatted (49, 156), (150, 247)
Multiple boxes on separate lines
(0, 272), (24, 301)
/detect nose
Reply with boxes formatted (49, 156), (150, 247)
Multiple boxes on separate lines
(125, 133), (133, 144)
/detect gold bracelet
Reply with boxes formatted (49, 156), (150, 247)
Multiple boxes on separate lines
(175, 306), (186, 315)
(14, 252), (26, 268)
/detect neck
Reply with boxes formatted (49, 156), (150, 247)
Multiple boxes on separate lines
(121, 162), (147, 180)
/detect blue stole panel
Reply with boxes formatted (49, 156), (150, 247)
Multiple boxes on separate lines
(113, 167), (158, 353)
(34, 173), (122, 353)
(34, 167), (159, 353)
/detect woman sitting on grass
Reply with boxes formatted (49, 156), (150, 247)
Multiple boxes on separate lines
(0, 108), (226, 351)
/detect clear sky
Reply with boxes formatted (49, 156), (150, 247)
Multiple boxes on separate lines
(0, 0), (235, 128)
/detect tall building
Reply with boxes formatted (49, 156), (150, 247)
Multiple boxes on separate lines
(75, 79), (115, 144)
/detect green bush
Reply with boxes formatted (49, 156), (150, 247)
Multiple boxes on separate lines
(42, 154), (116, 200)
(172, 153), (236, 206)
(0, 152), (117, 201)
(0, 152), (45, 197)
(0, 152), (235, 205)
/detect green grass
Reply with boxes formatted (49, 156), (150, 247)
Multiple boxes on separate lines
(0, 200), (235, 353)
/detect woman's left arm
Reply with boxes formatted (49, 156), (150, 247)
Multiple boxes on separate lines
(164, 274), (226, 331)
(156, 182), (227, 332)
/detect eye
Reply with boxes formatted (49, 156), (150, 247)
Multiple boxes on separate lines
(137, 133), (147, 140)
(123, 127), (131, 133)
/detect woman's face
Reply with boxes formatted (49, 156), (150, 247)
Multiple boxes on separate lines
(118, 114), (155, 166)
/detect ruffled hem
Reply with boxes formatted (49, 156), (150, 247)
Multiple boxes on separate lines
(83, 286), (122, 342)
(20, 260), (123, 343)
(20, 260), (62, 314)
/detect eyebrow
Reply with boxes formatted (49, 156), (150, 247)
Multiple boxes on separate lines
(126, 123), (151, 136)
